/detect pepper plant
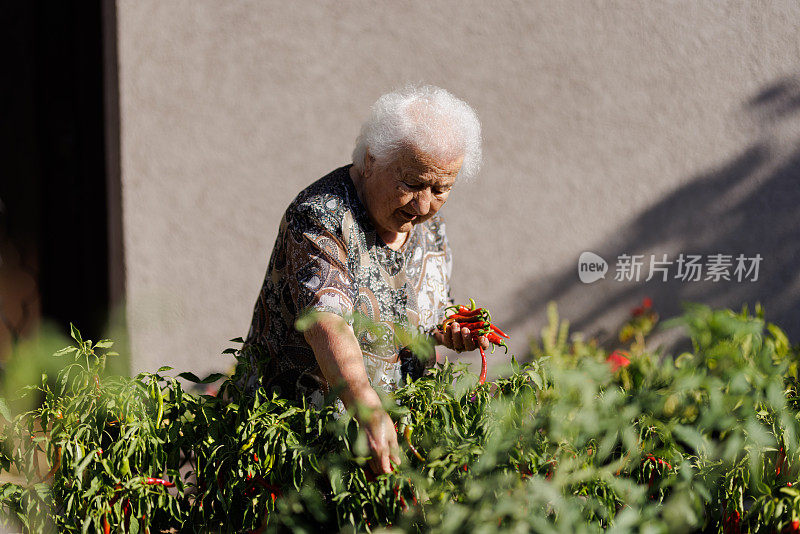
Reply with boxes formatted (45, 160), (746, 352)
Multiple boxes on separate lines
(0, 302), (797, 533)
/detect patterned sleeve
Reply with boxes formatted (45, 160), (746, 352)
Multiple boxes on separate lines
(441, 219), (455, 309)
(283, 213), (356, 324)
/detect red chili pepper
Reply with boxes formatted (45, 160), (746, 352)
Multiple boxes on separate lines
(456, 321), (490, 331)
(253, 453), (259, 463)
(250, 476), (282, 495)
(722, 509), (741, 534)
(490, 324), (510, 339)
(449, 309), (488, 319)
(143, 477), (175, 487)
(122, 498), (131, 532)
(631, 297), (653, 317)
(485, 332), (502, 344)
(392, 485), (408, 511)
(403, 426), (425, 462)
(645, 454), (673, 470)
(445, 304), (485, 315)
(109, 483), (125, 506)
(42, 446), (62, 481)
(777, 447), (786, 476)
(246, 476), (282, 504)
(607, 350), (631, 371)
(103, 514), (110, 534)
(442, 313), (489, 329)
(478, 346), (487, 384)
(486, 333), (509, 353)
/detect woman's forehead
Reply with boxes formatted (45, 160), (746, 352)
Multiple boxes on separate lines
(394, 145), (463, 179)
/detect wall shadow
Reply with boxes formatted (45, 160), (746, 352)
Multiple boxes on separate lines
(507, 76), (800, 352)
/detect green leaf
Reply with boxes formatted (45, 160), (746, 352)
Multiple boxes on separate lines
(74, 448), (96, 480)
(70, 323), (83, 343)
(54, 346), (79, 357)
(93, 340), (114, 349)
(0, 398), (11, 422)
(178, 372), (227, 384)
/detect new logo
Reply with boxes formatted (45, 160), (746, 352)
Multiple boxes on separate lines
(578, 252), (608, 284)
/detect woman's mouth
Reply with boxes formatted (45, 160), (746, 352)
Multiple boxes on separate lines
(398, 211), (416, 222)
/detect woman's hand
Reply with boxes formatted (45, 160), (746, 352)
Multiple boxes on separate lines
(434, 322), (491, 353)
(358, 407), (401, 475)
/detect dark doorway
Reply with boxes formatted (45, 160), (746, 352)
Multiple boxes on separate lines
(0, 1), (121, 355)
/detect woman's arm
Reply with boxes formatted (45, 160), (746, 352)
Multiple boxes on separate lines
(303, 311), (400, 474)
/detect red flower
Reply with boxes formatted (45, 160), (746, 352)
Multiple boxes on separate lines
(607, 350), (631, 371)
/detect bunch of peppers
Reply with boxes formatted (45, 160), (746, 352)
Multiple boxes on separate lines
(439, 299), (510, 384)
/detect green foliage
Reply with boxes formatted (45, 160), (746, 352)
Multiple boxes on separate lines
(0, 303), (798, 533)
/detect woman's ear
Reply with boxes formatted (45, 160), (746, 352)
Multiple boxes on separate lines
(364, 150), (375, 177)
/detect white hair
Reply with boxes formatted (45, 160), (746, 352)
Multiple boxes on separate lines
(352, 84), (482, 182)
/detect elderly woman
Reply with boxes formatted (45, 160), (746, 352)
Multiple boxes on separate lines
(242, 85), (488, 474)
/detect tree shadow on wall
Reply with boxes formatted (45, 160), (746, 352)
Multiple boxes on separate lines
(507, 76), (800, 350)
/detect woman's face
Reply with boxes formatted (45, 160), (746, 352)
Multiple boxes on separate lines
(359, 145), (462, 243)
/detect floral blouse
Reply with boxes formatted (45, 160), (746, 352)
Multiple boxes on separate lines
(241, 164), (452, 407)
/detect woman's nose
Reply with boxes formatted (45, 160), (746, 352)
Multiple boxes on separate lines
(411, 189), (432, 215)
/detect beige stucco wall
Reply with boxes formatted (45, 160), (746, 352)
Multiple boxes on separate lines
(116, 1), (800, 378)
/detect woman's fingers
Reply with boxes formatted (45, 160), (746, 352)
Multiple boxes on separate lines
(362, 409), (400, 475)
(433, 328), (446, 346)
(449, 323), (465, 351)
(462, 327), (479, 351)
(433, 322), (491, 352)
(434, 323), (489, 353)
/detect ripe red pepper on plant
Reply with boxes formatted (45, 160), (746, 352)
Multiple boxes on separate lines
(143, 477), (175, 487)
(403, 425), (425, 462)
(123, 498), (131, 532)
(606, 350), (631, 372)
(246, 475), (282, 502)
(722, 509), (741, 534)
(631, 297), (653, 317)
(109, 483), (125, 506)
(42, 446), (62, 482)
(644, 454), (672, 470)
(392, 485), (408, 511)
